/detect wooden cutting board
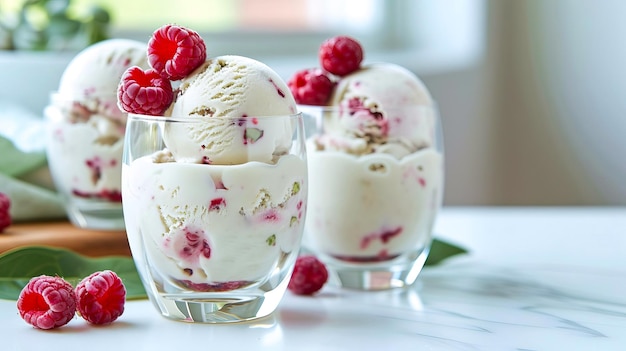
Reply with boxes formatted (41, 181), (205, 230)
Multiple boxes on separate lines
(0, 221), (131, 257)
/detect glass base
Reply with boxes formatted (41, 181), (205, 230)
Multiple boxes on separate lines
(65, 197), (125, 230)
(319, 246), (430, 290)
(146, 287), (287, 323)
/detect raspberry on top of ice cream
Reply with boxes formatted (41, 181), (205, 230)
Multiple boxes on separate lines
(117, 24), (204, 115)
(287, 35), (363, 106)
(148, 24), (207, 81)
(118, 67), (173, 115)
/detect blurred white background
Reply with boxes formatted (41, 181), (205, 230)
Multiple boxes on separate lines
(1, 0), (624, 206)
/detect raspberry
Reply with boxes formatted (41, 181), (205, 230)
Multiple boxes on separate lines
(148, 24), (207, 81)
(288, 68), (334, 105)
(75, 270), (126, 325)
(319, 36), (363, 76)
(117, 67), (173, 115)
(288, 255), (328, 295)
(0, 192), (10, 233)
(17, 275), (77, 330)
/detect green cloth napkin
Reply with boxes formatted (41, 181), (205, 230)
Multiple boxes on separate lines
(0, 101), (66, 222)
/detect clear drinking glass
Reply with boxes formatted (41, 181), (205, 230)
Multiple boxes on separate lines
(122, 113), (307, 323)
(45, 92), (126, 230)
(300, 104), (444, 290)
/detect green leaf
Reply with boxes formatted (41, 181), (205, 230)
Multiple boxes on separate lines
(425, 238), (468, 266)
(0, 136), (47, 177)
(0, 246), (146, 301)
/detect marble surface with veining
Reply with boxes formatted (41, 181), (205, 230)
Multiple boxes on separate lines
(2, 207), (625, 351)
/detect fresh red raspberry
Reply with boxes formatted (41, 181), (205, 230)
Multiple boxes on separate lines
(319, 36), (363, 76)
(288, 68), (335, 105)
(0, 192), (10, 233)
(148, 24), (207, 81)
(288, 255), (328, 295)
(17, 275), (77, 330)
(75, 270), (126, 325)
(117, 66), (173, 115)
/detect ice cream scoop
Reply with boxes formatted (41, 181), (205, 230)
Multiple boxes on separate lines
(58, 38), (148, 122)
(163, 55), (297, 165)
(311, 63), (436, 158)
(331, 63), (432, 109)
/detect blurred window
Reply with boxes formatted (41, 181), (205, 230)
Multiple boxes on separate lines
(3, 0), (485, 72)
(97, 0), (382, 33)
(81, 0), (481, 54)
(96, 0), (386, 57)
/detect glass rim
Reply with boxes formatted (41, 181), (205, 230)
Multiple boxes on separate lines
(296, 102), (439, 113)
(127, 112), (303, 123)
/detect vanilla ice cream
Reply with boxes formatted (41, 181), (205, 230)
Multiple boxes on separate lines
(163, 55), (297, 165)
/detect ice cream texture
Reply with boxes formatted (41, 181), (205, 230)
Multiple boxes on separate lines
(123, 153), (306, 288)
(163, 55), (297, 165)
(305, 147), (441, 260)
(46, 38), (148, 204)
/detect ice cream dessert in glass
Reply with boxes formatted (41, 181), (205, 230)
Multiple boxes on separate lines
(45, 39), (149, 229)
(120, 25), (307, 323)
(289, 36), (444, 290)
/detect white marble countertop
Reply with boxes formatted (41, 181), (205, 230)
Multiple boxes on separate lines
(2, 206), (626, 350)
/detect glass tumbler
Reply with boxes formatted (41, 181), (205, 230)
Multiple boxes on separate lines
(45, 92), (126, 230)
(122, 113), (307, 323)
(300, 104), (444, 290)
